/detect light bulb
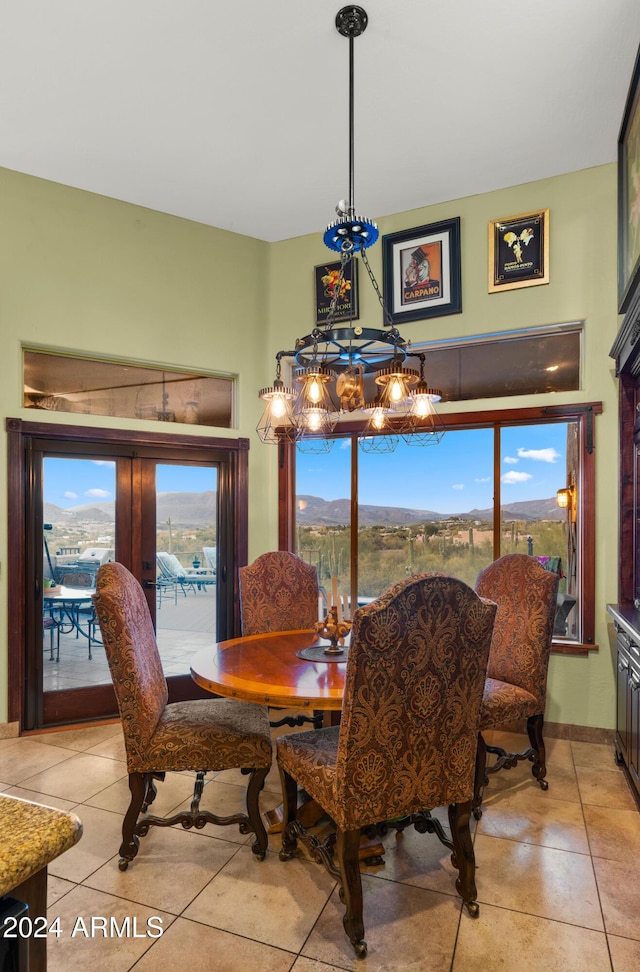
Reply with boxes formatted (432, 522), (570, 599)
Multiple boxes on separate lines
(389, 377), (404, 403)
(306, 408), (323, 432)
(412, 393), (433, 418)
(270, 394), (286, 419)
(307, 378), (322, 404)
(372, 407), (386, 430)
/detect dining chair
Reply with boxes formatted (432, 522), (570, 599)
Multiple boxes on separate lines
(277, 573), (496, 958)
(93, 562), (273, 870)
(473, 553), (559, 818)
(240, 550), (324, 729)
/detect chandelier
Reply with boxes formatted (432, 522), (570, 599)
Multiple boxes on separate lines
(257, 5), (444, 454)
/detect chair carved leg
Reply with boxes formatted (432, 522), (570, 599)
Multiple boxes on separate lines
(336, 828), (367, 958)
(472, 732), (488, 820)
(279, 768), (299, 860)
(527, 713), (548, 789)
(245, 766), (269, 860)
(119, 772), (147, 870)
(448, 800), (479, 918)
(141, 772), (165, 813)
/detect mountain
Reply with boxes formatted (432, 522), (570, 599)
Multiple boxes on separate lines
(44, 491), (217, 529)
(296, 494), (564, 526)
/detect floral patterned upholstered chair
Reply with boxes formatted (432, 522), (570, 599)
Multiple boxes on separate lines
(473, 553), (559, 818)
(240, 550), (323, 729)
(93, 562), (272, 871)
(277, 573), (496, 958)
(239, 550), (320, 635)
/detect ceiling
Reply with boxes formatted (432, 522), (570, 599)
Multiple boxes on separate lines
(2, 1), (640, 243)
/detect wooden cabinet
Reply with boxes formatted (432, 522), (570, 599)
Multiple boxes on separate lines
(610, 282), (640, 802)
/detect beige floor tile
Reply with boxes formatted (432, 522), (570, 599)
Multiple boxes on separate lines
(583, 804), (640, 862)
(608, 934), (640, 972)
(131, 916), (296, 972)
(47, 875), (77, 907)
(85, 825), (240, 914)
(476, 791), (589, 853)
(184, 843), (336, 953)
(30, 724), (121, 752)
(480, 756), (580, 807)
(303, 875), (461, 970)
(370, 812), (462, 898)
(576, 763), (638, 810)
(85, 734), (127, 761)
(291, 959), (345, 972)
(593, 856), (640, 938)
(0, 739), (75, 785)
(46, 884), (174, 972)
(571, 740), (619, 770)
(48, 804), (124, 882)
(4, 786), (78, 812)
(20, 752), (127, 802)
(453, 902), (612, 972)
(473, 834), (603, 930)
(84, 770), (196, 817)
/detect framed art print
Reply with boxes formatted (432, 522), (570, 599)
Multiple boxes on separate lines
(314, 259), (359, 325)
(489, 209), (549, 293)
(382, 217), (462, 324)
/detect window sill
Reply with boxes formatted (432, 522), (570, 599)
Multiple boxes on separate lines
(551, 641), (598, 655)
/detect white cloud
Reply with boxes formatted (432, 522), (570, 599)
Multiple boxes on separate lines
(475, 477), (490, 483)
(517, 447), (560, 463)
(63, 490), (78, 499)
(501, 471), (533, 485)
(452, 484), (464, 490)
(339, 440), (350, 450)
(92, 460), (115, 466)
(504, 456), (518, 464)
(85, 488), (111, 499)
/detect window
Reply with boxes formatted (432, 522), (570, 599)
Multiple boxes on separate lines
(23, 349), (234, 428)
(282, 403), (600, 653)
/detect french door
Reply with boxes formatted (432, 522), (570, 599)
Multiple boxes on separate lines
(7, 420), (249, 730)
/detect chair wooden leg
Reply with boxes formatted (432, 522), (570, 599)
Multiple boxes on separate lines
(448, 800), (479, 917)
(246, 766), (269, 860)
(527, 713), (548, 789)
(278, 767), (299, 860)
(472, 731), (488, 820)
(335, 828), (367, 958)
(118, 772), (147, 870)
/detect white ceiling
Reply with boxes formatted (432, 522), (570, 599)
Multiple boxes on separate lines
(2, 1), (639, 243)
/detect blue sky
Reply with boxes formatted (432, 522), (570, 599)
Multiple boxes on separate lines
(44, 459), (216, 508)
(296, 422), (569, 514)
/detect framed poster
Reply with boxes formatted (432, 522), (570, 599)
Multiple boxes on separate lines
(488, 209), (549, 293)
(618, 43), (640, 314)
(314, 259), (359, 325)
(382, 217), (461, 324)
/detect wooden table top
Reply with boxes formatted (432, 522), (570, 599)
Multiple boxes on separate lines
(190, 629), (347, 710)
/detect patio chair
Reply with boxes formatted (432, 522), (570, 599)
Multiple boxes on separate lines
(156, 552), (198, 596)
(93, 562), (272, 870)
(57, 570), (99, 660)
(277, 573), (496, 957)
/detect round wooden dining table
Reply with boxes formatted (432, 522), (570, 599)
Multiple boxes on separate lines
(189, 629), (347, 712)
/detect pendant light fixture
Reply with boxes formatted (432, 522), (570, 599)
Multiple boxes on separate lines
(257, 6), (443, 452)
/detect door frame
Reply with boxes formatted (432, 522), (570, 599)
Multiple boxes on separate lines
(6, 417), (249, 731)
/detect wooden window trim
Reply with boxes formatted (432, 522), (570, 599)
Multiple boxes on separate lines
(279, 402), (602, 656)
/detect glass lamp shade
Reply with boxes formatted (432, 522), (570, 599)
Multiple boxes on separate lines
(375, 365), (419, 408)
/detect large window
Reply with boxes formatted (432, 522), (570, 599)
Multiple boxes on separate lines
(283, 404), (600, 653)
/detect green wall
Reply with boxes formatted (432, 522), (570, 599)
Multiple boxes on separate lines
(0, 162), (621, 729)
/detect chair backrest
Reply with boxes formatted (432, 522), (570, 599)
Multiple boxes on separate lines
(475, 554), (558, 705)
(59, 571), (95, 589)
(334, 573), (496, 830)
(202, 547), (217, 571)
(239, 551), (320, 635)
(156, 552), (185, 579)
(93, 562), (168, 767)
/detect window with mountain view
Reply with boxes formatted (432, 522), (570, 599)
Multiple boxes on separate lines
(290, 405), (598, 651)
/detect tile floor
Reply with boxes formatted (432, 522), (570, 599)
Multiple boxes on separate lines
(2, 724), (640, 971)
